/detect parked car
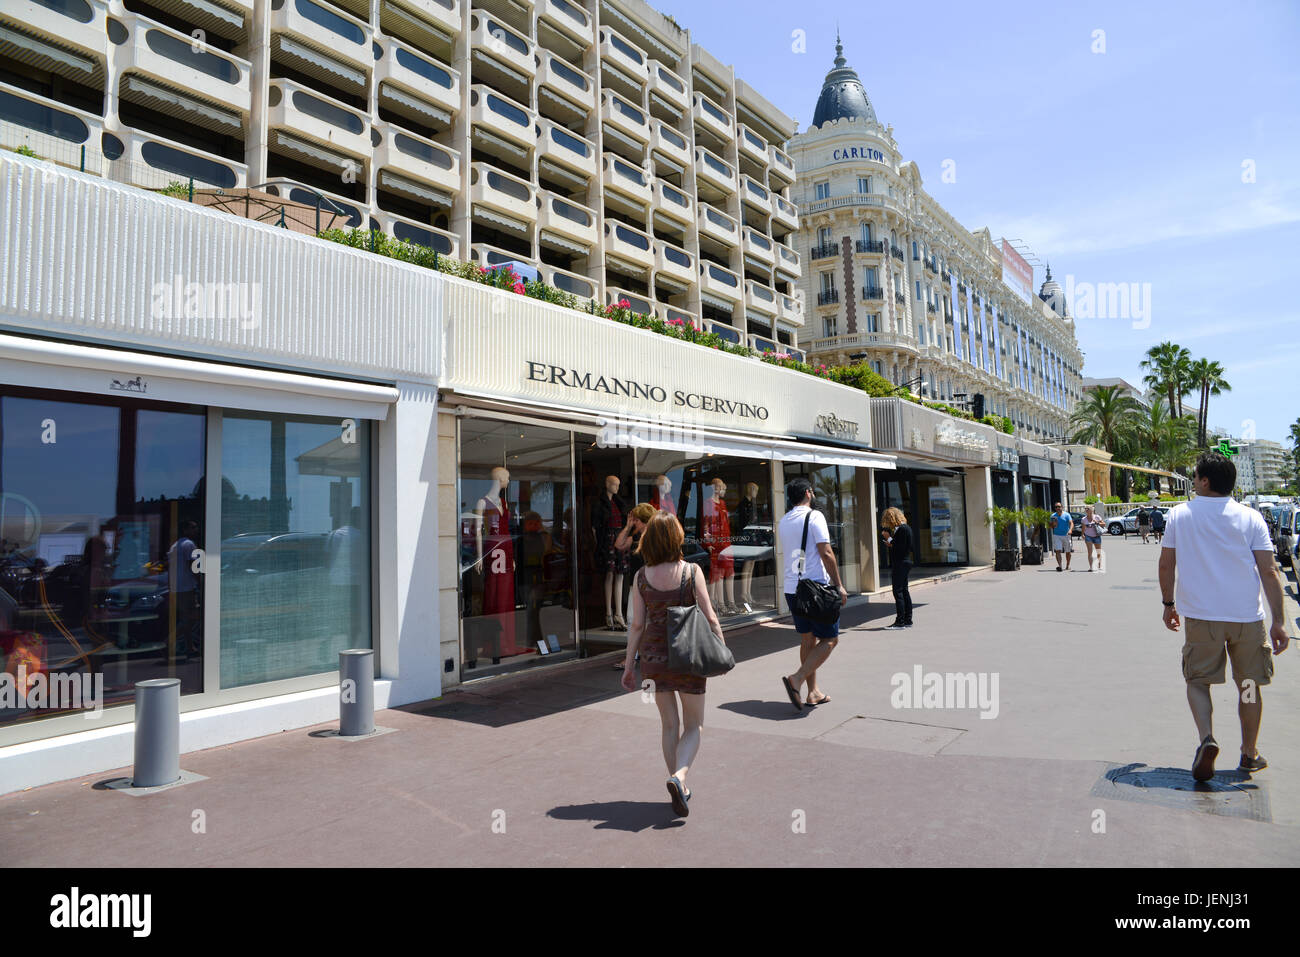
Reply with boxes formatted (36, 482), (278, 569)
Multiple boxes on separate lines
(1069, 511), (1085, 537)
(1107, 505), (1171, 536)
(1272, 504), (1295, 568)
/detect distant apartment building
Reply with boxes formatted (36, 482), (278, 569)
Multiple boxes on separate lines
(0, 0), (804, 349)
(1082, 376), (1150, 409)
(790, 39), (1081, 443)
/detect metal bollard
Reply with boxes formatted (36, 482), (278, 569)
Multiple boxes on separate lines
(338, 649), (374, 737)
(133, 679), (181, 788)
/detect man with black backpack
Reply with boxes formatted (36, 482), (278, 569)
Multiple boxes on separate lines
(778, 477), (848, 712)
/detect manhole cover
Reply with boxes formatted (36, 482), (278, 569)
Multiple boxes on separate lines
(1090, 763), (1270, 821)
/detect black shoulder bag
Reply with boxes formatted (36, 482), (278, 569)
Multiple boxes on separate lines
(667, 565), (735, 678)
(788, 512), (842, 624)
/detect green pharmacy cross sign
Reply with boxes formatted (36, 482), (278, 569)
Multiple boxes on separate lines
(1216, 441), (1238, 457)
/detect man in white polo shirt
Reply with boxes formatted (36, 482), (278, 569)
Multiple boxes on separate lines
(1159, 452), (1290, 781)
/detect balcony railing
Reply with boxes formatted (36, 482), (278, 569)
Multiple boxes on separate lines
(941, 269), (952, 283)
(890, 245), (904, 261)
(894, 291), (907, 304)
(539, 0), (593, 43)
(862, 286), (884, 301)
(856, 239), (884, 254)
(810, 243), (838, 260)
(817, 289), (840, 306)
(926, 301), (938, 313)
(925, 257), (938, 274)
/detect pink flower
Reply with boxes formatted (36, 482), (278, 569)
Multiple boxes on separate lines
(513, 282), (526, 295)
(618, 298), (630, 308)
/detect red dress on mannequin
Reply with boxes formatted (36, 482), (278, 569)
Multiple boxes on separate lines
(481, 498), (518, 655)
(651, 487), (677, 516)
(703, 496), (733, 583)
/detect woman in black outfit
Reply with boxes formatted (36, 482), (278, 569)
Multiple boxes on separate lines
(880, 507), (913, 629)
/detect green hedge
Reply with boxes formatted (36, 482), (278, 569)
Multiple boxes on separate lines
(316, 228), (1016, 432)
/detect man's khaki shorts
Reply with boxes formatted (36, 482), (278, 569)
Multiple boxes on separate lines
(1182, 617), (1273, 686)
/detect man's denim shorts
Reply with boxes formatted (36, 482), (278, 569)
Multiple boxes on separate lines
(785, 594), (840, 639)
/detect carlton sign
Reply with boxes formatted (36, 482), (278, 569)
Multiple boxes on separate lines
(832, 146), (885, 163)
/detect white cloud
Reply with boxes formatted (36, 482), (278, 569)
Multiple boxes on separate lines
(987, 180), (1300, 258)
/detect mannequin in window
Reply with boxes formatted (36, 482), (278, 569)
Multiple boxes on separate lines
(737, 481), (760, 607)
(591, 474), (630, 630)
(702, 477), (736, 614)
(650, 473), (677, 515)
(473, 466), (517, 658)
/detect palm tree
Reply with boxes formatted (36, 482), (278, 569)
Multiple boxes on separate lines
(1132, 399), (1196, 495)
(1289, 417), (1300, 471)
(1139, 342), (1193, 417)
(1186, 358), (1230, 448)
(1068, 384), (1142, 452)
(1069, 385), (1143, 500)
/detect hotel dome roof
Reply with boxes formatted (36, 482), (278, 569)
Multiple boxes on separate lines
(811, 37), (879, 129)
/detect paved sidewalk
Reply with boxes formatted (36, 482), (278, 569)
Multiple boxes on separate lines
(3, 537), (1297, 867)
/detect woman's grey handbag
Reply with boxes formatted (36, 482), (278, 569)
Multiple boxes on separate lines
(666, 565), (735, 678)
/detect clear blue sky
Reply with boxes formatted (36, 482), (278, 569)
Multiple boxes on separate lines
(656, 0), (1300, 445)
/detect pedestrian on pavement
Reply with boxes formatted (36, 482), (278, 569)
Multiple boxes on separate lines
(1137, 505), (1152, 543)
(621, 511), (725, 817)
(880, 507), (913, 628)
(778, 477), (847, 711)
(1151, 506), (1166, 543)
(1050, 502), (1074, 571)
(1158, 451), (1290, 782)
(1081, 505), (1105, 572)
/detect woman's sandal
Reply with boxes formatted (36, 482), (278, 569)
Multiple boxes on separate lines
(806, 693), (830, 706)
(667, 776), (690, 817)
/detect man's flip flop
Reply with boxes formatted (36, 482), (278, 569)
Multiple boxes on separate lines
(666, 776), (689, 817)
(782, 676), (803, 712)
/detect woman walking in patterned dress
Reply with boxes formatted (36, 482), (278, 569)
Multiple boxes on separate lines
(621, 512), (725, 817)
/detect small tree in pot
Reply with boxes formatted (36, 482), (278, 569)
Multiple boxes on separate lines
(985, 507), (1022, 571)
(1021, 507), (1053, 565)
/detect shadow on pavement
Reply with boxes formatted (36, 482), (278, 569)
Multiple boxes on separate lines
(398, 600), (898, 729)
(717, 698), (807, 721)
(547, 800), (686, 832)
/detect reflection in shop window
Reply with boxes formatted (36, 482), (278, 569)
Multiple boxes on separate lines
(458, 420), (576, 676)
(219, 412), (370, 688)
(782, 463), (862, 592)
(1, 389), (206, 725)
(636, 451), (776, 616)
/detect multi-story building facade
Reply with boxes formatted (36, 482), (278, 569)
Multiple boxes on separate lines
(0, 0), (804, 347)
(790, 41), (1081, 443)
(1247, 439), (1288, 491)
(1082, 376), (1149, 409)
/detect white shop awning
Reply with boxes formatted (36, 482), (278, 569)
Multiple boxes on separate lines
(0, 334), (397, 421)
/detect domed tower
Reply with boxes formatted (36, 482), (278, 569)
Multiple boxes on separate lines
(811, 34), (879, 129)
(1038, 263), (1071, 319)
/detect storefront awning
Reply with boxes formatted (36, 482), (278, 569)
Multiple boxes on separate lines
(597, 420), (896, 471)
(886, 456), (959, 476)
(0, 333), (397, 421)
